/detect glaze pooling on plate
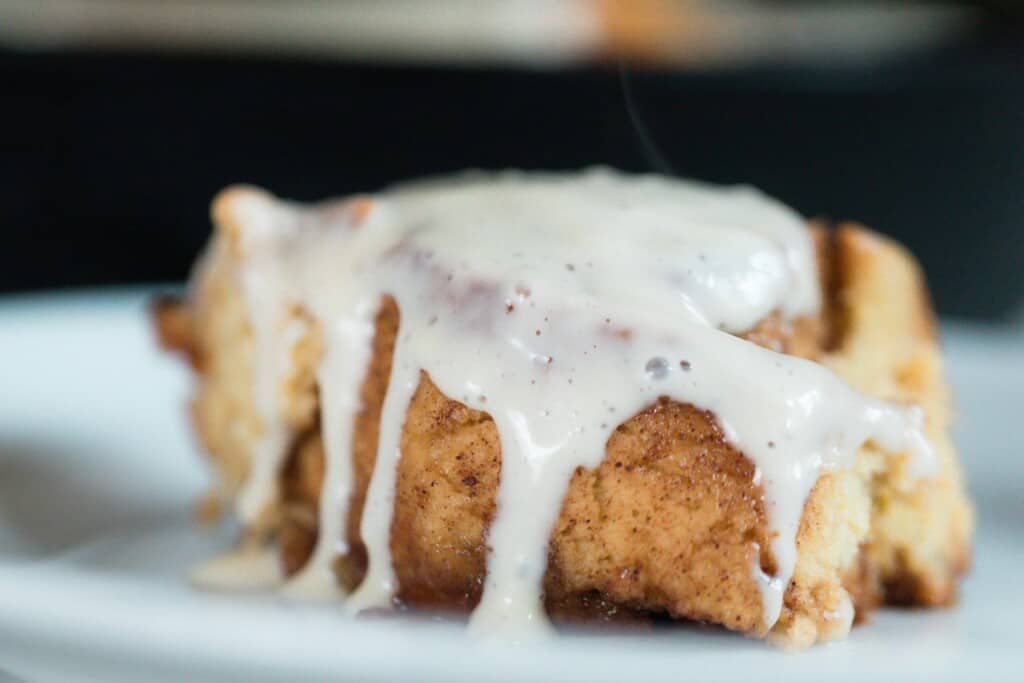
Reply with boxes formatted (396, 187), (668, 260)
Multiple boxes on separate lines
(203, 168), (937, 634)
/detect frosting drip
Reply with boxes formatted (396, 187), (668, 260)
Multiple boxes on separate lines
(208, 169), (936, 633)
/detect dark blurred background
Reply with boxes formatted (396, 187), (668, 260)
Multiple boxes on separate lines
(1, 0), (1022, 319)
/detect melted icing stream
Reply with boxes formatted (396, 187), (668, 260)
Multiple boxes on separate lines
(204, 169), (937, 635)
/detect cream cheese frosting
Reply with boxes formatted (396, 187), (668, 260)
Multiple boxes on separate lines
(199, 168), (936, 634)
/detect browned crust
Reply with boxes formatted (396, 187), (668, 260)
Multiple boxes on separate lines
(842, 545), (883, 625)
(882, 546), (972, 608)
(824, 224), (972, 611)
(152, 294), (199, 368)
(829, 223), (938, 349)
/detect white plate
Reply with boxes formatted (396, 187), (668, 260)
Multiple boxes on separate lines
(0, 288), (1020, 682)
